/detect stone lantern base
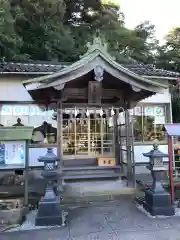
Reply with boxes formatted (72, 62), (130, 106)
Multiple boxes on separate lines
(35, 187), (63, 226)
(143, 189), (175, 216)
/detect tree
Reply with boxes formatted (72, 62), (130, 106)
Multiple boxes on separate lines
(155, 27), (180, 123)
(0, 0), (22, 61)
(131, 21), (158, 63)
(10, 0), (76, 61)
(0, 0), (159, 64)
(156, 27), (180, 72)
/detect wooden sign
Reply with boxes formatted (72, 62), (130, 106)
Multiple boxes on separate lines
(97, 157), (116, 166)
(88, 81), (102, 105)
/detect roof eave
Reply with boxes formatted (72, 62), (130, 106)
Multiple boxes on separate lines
(22, 51), (168, 89)
(0, 72), (53, 75)
(0, 72), (179, 81)
(143, 75), (179, 80)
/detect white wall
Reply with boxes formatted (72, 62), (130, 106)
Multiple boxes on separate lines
(29, 148), (57, 166)
(134, 144), (168, 163)
(27, 145), (168, 166)
(140, 89), (171, 103)
(0, 77), (33, 101)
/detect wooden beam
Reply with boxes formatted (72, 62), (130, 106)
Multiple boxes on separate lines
(62, 88), (123, 99)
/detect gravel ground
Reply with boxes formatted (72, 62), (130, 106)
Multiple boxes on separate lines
(1, 196), (180, 239)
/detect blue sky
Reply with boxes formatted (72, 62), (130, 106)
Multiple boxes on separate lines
(120, 0), (180, 43)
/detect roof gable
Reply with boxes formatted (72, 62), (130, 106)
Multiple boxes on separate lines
(21, 38), (168, 93)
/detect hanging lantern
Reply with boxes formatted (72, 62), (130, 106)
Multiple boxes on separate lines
(111, 107), (115, 116)
(101, 0), (120, 7)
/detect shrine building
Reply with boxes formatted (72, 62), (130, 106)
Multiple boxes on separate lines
(0, 38), (179, 183)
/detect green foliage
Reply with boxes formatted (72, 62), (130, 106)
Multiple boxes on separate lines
(156, 27), (180, 72)
(1, 0), (180, 124)
(172, 98), (180, 123)
(0, 0), (22, 60)
(155, 27), (180, 123)
(0, 0), (158, 63)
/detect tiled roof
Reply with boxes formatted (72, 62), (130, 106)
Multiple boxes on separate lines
(122, 64), (180, 78)
(0, 62), (65, 73)
(0, 61), (180, 78)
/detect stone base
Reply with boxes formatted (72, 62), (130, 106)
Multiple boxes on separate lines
(35, 215), (62, 226)
(35, 200), (63, 226)
(143, 189), (175, 216)
(0, 207), (27, 225)
(35, 188), (64, 226)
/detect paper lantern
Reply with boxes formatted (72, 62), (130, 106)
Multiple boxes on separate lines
(101, 0), (120, 7)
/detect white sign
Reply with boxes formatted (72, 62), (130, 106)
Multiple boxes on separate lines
(0, 141), (25, 167)
(154, 116), (165, 125)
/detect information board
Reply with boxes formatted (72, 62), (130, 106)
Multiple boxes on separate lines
(0, 141), (26, 168)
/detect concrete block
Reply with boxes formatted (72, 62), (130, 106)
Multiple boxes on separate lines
(0, 207), (27, 225)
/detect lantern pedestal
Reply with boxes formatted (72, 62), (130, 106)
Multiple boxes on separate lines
(143, 169), (174, 216)
(143, 189), (174, 216)
(35, 148), (67, 226)
(35, 184), (64, 226)
(142, 143), (175, 216)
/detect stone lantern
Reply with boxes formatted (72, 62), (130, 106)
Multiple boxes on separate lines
(143, 142), (175, 216)
(35, 148), (67, 226)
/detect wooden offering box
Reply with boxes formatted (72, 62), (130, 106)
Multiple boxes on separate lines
(97, 157), (116, 166)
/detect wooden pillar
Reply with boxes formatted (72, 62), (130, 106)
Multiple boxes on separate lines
(24, 140), (29, 207)
(130, 117), (136, 187)
(125, 108), (133, 185)
(114, 111), (120, 165)
(100, 115), (104, 156)
(118, 111), (123, 165)
(57, 100), (63, 161)
(57, 100), (63, 190)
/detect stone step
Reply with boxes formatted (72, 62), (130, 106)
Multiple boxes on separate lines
(60, 192), (135, 206)
(62, 165), (121, 171)
(62, 172), (120, 180)
(62, 169), (120, 176)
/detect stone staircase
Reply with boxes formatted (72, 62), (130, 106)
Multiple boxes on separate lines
(61, 157), (123, 181)
(61, 165), (121, 181)
(60, 179), (135, 207)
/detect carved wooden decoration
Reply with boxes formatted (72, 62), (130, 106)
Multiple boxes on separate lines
(88, 81), (102, 105)
(94, 65), (104, 82)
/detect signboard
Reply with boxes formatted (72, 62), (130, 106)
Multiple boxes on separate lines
(0, 104), (47, 116)
(144, 106), (165, 117)
(88, 81), (102, 105)
(154, 116), (165, 124)
(144, 106), (154, 116)
(0, 141), (26, 169)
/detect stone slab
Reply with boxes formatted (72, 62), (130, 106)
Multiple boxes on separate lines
(0, 207), (27, 225)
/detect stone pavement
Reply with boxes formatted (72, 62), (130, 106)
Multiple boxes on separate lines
(1, 196), (180, 240)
